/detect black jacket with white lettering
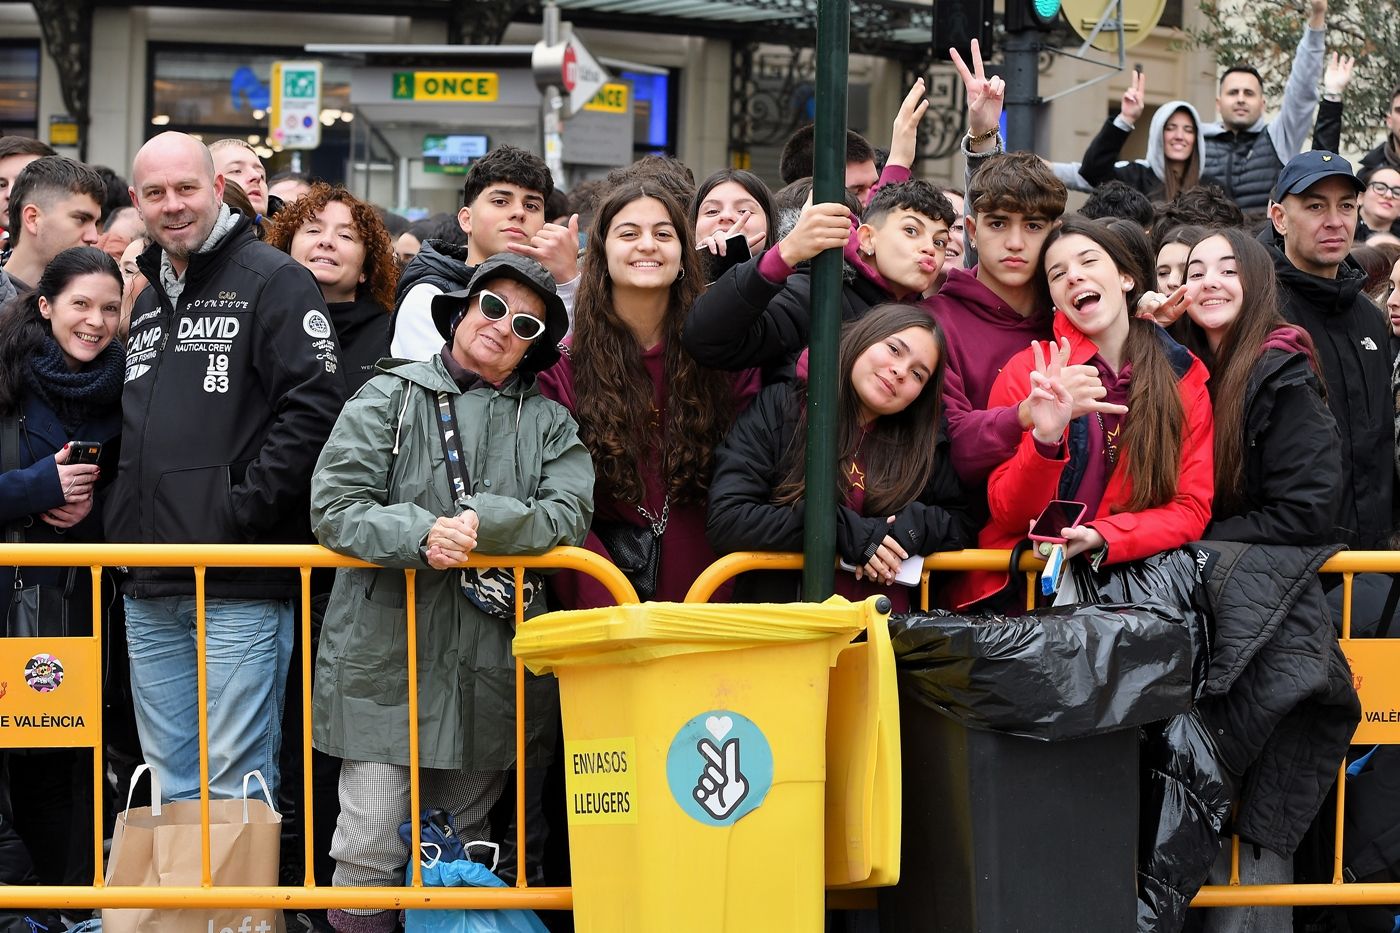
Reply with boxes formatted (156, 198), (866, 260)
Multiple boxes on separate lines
(109, 215), (347, 597)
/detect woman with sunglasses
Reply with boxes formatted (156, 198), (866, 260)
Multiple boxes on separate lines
(538, 180), (760, 606)
(309, 253), (594, 933)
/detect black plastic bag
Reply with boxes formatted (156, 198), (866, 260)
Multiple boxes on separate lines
(1135, 712), (1235, 933)
(1066, 547), (1213, 696)
(890, 600), (1195, 741)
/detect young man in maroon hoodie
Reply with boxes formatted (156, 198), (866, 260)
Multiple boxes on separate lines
(935, 39), (1128, 483)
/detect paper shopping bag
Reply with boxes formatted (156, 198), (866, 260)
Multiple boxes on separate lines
(103, 765), (286, 933)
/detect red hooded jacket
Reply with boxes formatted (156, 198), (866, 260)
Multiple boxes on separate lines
(951, 314), (1215, 608)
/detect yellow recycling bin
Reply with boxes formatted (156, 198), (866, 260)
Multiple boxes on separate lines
(513, 598), (876, 933)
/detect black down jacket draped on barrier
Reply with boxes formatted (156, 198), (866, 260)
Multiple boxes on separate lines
(1031, 544), (1359, 933)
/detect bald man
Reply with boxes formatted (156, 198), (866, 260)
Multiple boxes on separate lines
(109, 131), (345, 802)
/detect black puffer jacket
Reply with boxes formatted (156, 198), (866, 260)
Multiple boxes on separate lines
(1205, 343), (1342, 544)
(705, 382), (976, 598)
(682, 249), (891, 383)
(1266, 231), (1394, 549)
(1132, 542), (1360, 932)
(1195, 541), (1361, 854)
(389, 238), (474, 347)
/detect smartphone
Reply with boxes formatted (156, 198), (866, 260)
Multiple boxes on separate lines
(704, 232), (753, 281)
(68, 441), (103, 465)
(1029, 499), (1088, 545)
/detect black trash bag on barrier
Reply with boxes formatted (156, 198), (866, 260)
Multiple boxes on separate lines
(1061, 546), (1233, 933)
(1065, 546), (1214, 696)
(890, 600), (1196, 740)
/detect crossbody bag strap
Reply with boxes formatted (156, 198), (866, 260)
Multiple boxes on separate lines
(431, 389), (471, 506)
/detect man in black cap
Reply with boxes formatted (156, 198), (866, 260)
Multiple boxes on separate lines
(1266, 149), (1392, 549)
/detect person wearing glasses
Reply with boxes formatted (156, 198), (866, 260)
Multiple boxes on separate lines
(309, 252), (593, 933)
(1357, 165), (1400, 242)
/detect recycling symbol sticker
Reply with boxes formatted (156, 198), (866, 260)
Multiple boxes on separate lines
(665, 709), (773, 826)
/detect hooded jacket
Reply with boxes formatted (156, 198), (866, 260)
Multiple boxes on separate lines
(389, 239), (474, 360)
(926, 267), (1053, 482)
(951, 316), (1214, 608)
(1200, 26), (1325, 211)
(1361, 134), (1400, 175)
(310, 354), (594, 769)
(1205, 330), (1343, 545)
(327, 295), (391, 396)
(681, 247), (894, 383)
(110, 214), (347, 598)
(1081, 100), (1223, 200)
(1263, 228), (1394, 548)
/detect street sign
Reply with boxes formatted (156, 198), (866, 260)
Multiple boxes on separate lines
(270, 60), (323, 150)
(563, 35), (608, 116)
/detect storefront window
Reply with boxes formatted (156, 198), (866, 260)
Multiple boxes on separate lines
(149, 43), (352, 182)
(622, 69), (676, 157)
(0, 42), (41, 137)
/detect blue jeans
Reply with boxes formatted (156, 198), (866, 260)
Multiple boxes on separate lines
(124, 596), (293, 801)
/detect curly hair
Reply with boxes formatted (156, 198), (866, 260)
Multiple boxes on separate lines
(572, 181), (736, 507)
(263, 183), (399, 311)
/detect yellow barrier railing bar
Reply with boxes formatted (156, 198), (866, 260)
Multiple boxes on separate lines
(195, 564), (212, 887)
(514, 565), (527, 891)
(0, 544), (629, 913)
(405, 569), (423, 890)
(299, 565), (315, 889)
(89, 564), (104, 890)
(3, 544), (1399, 912)
(690, 549), (1400, 912)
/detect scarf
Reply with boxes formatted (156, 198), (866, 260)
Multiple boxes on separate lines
(25, 338), (126, 433)
(159, 203), (240, 305)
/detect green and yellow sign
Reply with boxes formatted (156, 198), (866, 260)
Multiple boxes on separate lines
(392, 71), (499, 102)
(582, 82), (629, 114)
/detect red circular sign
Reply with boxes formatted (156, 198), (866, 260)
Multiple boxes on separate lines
(561, 45), (577, 92)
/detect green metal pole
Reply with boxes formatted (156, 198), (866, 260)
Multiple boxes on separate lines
(802, 0), (849, 601)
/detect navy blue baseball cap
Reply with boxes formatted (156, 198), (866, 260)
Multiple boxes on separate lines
(1271, 150), (1365, 202)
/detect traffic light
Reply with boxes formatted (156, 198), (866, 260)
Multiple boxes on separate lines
(1005, 0), (1063, 31)
(933, 0), (994, 63)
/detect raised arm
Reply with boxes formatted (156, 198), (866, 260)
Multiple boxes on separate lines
(1268, 0), (1327, 160)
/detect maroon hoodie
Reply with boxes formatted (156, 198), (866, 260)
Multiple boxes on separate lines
(925, 267), (1053, 482)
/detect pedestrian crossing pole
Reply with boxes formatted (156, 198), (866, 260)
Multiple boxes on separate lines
(802, 0), (850, 601)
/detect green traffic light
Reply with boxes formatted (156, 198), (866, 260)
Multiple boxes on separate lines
(1033, 0), (1061, 20)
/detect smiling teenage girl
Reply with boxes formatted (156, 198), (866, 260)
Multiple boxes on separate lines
(707, 304), (975, 610)
(953, 216), (1214, 608)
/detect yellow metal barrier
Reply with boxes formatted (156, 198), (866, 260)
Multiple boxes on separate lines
(0, 543), (634, 914)
(693, 550), (1400, 913)
(2, 544), (1398, 915)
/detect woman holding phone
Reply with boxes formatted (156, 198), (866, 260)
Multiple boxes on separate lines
(691, 169), (775, 283)
(0, 245), (125, 895)
(953, 217), (1214, 608)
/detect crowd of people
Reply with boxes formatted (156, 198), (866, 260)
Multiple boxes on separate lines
(0, 1), (1399, 928)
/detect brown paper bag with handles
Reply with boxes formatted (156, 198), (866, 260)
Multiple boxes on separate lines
(103, 765), (286, 933)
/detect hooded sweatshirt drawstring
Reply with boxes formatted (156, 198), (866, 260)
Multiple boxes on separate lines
(392, 386), (413, 455)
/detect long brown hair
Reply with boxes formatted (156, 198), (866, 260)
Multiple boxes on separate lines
(1044, 216), (1185, 511)
(1161, 106), (1201, 202)
(572, 181), (734, 506)
(263, 183), (400, 312)
(774, 304), (946, 515)
(1179, 228), (1299, 511)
